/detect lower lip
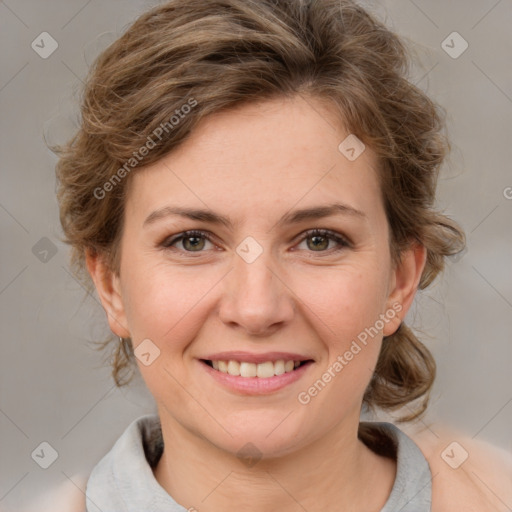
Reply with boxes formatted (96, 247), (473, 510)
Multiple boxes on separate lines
(198, 360), (313, 395)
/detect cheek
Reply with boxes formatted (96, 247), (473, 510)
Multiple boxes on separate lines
(298, 266), (388, 399)
(301, 264), (389, 342)
(120, 253), (218, 342)
(120, 260), (216, 405)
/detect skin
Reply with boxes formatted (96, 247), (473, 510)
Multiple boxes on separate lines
(23, 439), (512, 512)
(86, 94), (428, 511)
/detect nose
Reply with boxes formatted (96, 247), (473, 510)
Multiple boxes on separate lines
(218, 245), (295, 337)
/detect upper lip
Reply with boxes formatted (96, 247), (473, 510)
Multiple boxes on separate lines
(200, 351), (314, 364)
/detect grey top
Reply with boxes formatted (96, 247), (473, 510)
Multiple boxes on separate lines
(85, 414), (432, 512)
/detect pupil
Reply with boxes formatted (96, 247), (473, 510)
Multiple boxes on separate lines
(185, 236), (204, 251)
(309, 235), (327, 250)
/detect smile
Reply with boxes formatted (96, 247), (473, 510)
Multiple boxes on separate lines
(202, 359), (311, 378)
(198, 357), (314, 395)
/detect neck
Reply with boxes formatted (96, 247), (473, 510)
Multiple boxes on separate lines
(152, 410), (396, 512)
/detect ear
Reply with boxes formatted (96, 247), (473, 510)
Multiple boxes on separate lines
(383, 242), (427, 337)
(85, 249), (130, 338)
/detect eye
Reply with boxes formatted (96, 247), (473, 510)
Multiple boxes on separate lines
(160, 230), (215, 253)
(160, 228), (351, 256)
(294, 228), (350, 254)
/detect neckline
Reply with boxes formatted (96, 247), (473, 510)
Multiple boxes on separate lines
(86, 414), (432, 512)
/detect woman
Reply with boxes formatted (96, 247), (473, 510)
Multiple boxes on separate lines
(50, 0), (511, 510)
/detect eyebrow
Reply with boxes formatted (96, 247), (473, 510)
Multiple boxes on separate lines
(143, 202), (366, 229)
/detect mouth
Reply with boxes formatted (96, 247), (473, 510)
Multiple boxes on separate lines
(200, 358), (314, 378)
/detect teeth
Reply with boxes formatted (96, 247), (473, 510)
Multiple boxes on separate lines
(227, 360), (240, 376)
(274, 360), (285, 375)
(256, 361), (274, 378)
(208, 359), (305, 378)
(240, 362), (257, 377)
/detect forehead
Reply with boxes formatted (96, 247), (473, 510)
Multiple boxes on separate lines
(125, 95), (384, 227)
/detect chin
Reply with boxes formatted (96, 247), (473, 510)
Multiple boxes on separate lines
(202, 409), (317, 460)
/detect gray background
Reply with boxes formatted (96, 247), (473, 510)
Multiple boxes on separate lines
(1, 0), (511, 509)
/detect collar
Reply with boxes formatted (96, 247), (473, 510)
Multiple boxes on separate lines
(86, 414), (431, 512)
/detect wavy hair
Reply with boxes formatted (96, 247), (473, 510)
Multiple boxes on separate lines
(53, 0), (465, 422)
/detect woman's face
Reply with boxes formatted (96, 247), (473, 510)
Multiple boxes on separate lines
(90, 95), (424, 457)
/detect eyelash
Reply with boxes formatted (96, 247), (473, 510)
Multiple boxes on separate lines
(160, 228), (351, 256)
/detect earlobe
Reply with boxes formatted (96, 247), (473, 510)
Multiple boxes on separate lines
(383, 243), (427, 337)
(85, 249), (130, 338)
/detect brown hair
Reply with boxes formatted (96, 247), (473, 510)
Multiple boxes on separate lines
(53, 0), (465, 422)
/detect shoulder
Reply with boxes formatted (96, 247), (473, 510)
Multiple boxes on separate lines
(20, 473), (88, 512)
(24, 415), (161, 512)
(405, 423), (512, 512)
